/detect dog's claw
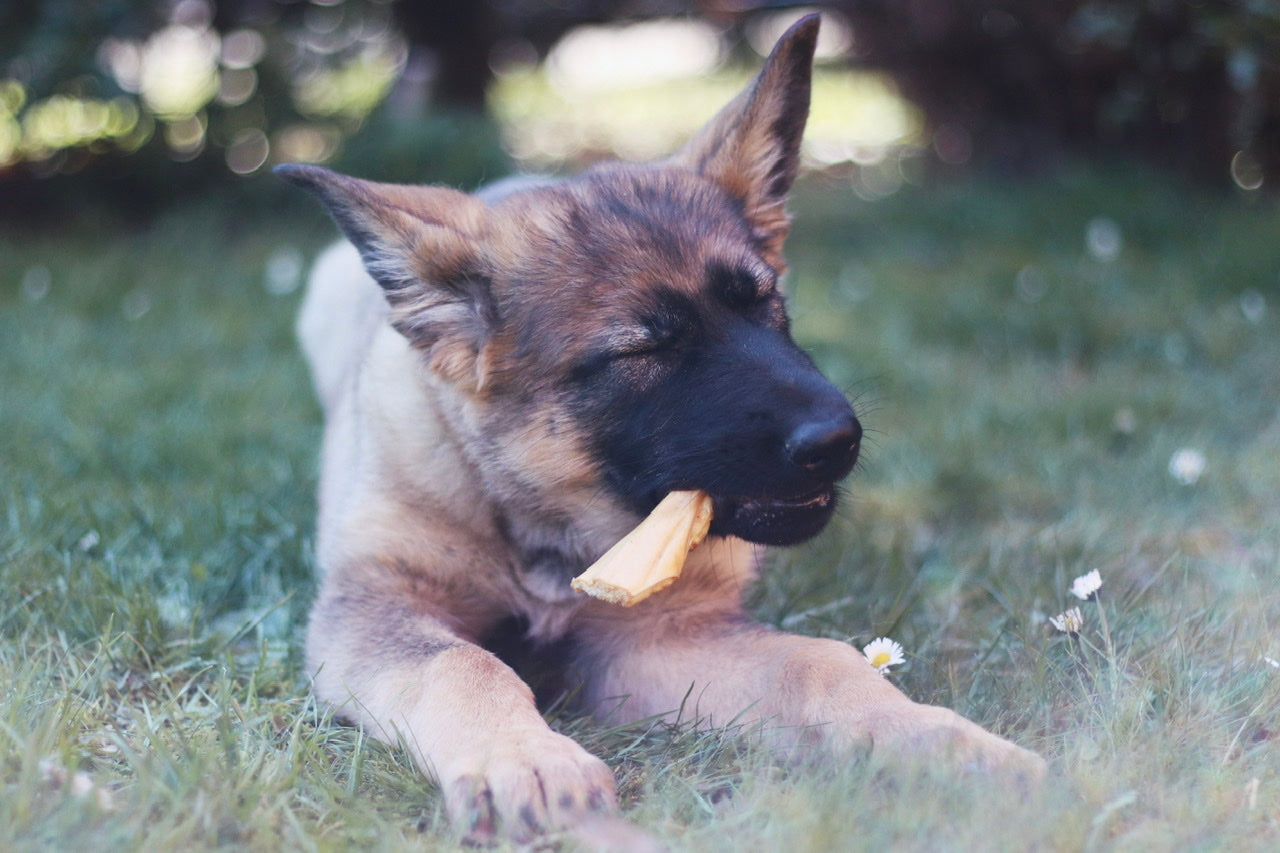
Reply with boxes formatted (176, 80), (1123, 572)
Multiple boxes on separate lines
(587, 787), (610, 812)
(441, 730), (619, 844)
(453, 776), (498, 845)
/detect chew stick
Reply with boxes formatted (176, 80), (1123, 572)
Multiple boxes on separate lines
(571, 490), (713, 606)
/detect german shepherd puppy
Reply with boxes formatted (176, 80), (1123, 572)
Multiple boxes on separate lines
(278, 14), (1043, 844)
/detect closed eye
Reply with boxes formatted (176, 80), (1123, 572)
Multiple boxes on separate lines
(602, 326), (664, 359)
(569, 327), (667, 382)
(571, 287), (699, 383)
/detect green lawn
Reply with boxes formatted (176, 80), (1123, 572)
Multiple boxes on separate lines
(2, 167), (1278, 850)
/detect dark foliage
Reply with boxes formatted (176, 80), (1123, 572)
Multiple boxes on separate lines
(826, 0), (1278, 185)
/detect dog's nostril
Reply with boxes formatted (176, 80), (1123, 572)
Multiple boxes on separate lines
(786, 414), (862, 474)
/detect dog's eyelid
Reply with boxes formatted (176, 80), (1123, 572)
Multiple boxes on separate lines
(569, 334), (653, 382)
(597, 325), (661, 358)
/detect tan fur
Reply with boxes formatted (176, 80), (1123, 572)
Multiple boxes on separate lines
(285, 15), (1043, 845)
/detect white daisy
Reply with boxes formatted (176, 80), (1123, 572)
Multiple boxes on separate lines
(77, 530), (100, 552)
(1049, 607), (1085, 635)
(1069, 569), (1103, 601)
(862, 637), (906, 675)
(1168, 448), (1206, 485)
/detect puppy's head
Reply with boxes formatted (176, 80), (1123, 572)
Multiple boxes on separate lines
(280, 14), (859, 547)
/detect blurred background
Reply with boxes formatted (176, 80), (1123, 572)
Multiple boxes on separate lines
(2, 8), (1279, 844)
(2, 0), (1277, 222)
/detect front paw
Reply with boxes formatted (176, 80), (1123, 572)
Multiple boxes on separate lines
(441, 728), (619, 844)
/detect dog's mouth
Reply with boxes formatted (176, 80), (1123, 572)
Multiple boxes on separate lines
(707, 486), (838, 546)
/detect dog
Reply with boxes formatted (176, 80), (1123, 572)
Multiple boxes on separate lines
(277, 14), (1043, 844)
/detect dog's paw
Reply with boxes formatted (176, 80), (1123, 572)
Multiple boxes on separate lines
(441, 728), (619, 845)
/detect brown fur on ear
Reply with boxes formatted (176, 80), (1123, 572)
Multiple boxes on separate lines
(670, 14), (819, 271)
(276, 164), (495, 391)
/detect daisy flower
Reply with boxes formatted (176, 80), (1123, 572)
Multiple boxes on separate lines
(1050, 607), (1084, 635)
(1168, 447), (1206, 485)
(1069, 569), (1103, 601)
(862, 637), (906, 675)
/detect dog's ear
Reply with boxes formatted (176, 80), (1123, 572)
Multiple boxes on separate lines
(276, 164), (496, 391)
(671, 14), (819, 271)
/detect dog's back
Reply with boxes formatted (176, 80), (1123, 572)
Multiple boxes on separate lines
(295, 240), (387, 414)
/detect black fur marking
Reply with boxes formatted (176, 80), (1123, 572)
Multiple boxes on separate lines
(707, 260), (777, 310)
(642, 287), (701, 349)
(481, 616), (576, 710)
(705, 260), (789, 332)
(572, 295), (858, 546)
(707, 261), (758, 307)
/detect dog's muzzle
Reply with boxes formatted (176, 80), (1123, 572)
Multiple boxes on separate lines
(707, 407), (861, 547)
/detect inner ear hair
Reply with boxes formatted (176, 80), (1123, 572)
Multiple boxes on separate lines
(277, 164), (498, 391)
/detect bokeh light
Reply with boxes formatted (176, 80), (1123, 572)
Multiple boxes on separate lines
(221, 29), (266, 70)
(293, 46), (405, 121)
(745, 7), (854, 60)
(138, 24), (221, 121)
(491, 15), (921, 175)
(226, 128), (269, 174)
(1085, 217), (1123, 263)
(1230, 151), (1264, 191)
(1, 0), (401, 175)
(11, 93), (141, 163)
(272, 124), (341, 164)
(164, 114), (206, 160)
(547, 19), (722, 94)
(3, 3), (1272, 189)
(216, 68), (258, 108)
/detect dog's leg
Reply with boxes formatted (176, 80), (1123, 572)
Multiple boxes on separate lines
(307, 573), (618, 843)
(576, 611), (1045, 778)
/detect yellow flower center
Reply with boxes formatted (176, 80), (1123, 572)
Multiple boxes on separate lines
(871, 652), (891, 668)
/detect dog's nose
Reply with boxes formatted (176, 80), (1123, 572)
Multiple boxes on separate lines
(785, 411), (862, 480)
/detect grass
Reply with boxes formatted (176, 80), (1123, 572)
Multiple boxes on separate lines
(2, 165), (1279, 850)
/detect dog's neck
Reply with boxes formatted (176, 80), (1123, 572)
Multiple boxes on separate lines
(488, 504), (594, 637)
